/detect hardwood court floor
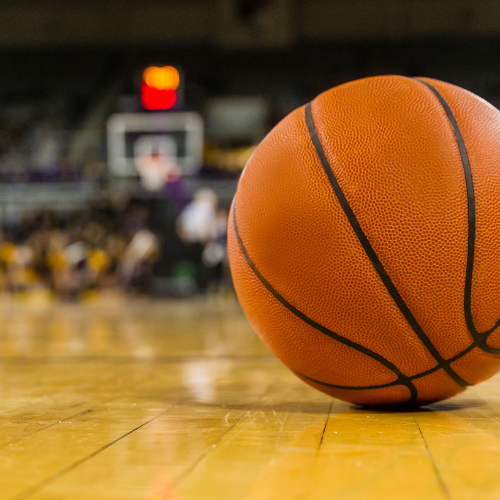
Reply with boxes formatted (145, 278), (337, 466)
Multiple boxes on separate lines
(0, 292), (499, 500)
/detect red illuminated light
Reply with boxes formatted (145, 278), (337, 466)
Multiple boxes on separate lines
(141, 66), (180, 110)
(141, 82), (177, 110)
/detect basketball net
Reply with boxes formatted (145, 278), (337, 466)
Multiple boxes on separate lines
(134, 135), (181, 191)
(135, 152), (178, 191)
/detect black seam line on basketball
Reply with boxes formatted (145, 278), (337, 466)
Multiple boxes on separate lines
(410, 341), (478, 380)
(304, 101), (470, 388)
(295, 338), (478, 388)
(231, 205), (417, 405)
(292, 369), (401, 390)
(414, 78), (500, 355)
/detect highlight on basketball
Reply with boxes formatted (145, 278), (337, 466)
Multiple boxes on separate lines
(0, 2), (500, 499)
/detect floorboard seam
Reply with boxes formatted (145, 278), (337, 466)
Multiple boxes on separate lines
(317, 401), (333, 453)
(172, 413), (244, 487)
(171, 377), (280, 489)
(414, 415), (453, 500)
(0, 355), (276, 365)
(10, 400), (183, 500)
(0, 396), (121, 450)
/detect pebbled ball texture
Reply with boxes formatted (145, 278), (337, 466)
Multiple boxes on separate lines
(228, 75), (500, 406)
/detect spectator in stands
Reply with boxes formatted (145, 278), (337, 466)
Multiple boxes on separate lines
(119, 229), (160, 292)
(176, 188), (221, 292)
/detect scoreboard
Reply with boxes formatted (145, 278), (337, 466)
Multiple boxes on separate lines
(141, 66), (183, 111)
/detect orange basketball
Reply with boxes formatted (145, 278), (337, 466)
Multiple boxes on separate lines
(228, 75), (500, 407)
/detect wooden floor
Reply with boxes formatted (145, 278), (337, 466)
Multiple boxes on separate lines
(0, 292), (499, 500)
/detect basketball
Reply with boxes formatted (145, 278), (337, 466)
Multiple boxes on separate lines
(228, 75), (500, 407)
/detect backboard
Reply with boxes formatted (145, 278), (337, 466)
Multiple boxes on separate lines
(107, 112), (204, 177)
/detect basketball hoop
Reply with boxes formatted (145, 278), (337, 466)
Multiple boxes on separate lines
(107, 112), (204, 178)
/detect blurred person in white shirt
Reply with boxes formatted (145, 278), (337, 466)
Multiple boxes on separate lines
(177, 188), (219, 292)
(177, 188), (218, 244)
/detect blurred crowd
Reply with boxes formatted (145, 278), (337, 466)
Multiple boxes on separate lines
(0, 188), (230, 299)
(0, 91), (99, 184)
